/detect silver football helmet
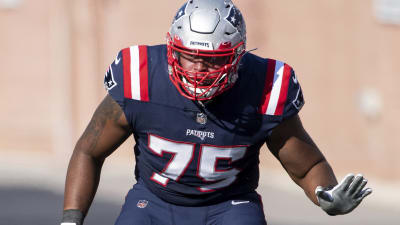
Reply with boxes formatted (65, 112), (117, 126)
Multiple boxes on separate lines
(167, 0), (246, 101)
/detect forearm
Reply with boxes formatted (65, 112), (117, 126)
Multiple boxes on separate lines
(289, 159), (337, 205)
(268, 115), (371, 215)
(63, 149), (104, 215)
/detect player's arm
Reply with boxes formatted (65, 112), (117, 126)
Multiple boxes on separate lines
(266, 114), (372, 215)
(266, 114), (336, 204)
(62, 95), (132, 225)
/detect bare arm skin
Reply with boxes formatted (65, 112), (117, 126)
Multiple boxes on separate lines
(63, 95), (132, 215)
(266, 114), (338, 205)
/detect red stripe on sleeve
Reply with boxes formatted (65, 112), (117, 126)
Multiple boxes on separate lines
(122, 48), (132, 99)
(274, 64), (292, 115)
(259, 59), (276, 114)
(138, 45), (149, 102)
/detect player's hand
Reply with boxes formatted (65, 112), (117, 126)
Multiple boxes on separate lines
(315, 173), (372, 216)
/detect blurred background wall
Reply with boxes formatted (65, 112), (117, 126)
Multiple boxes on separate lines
(0, 0), (399, 218)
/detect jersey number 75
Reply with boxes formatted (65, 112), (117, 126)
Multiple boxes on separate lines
(148, 134), (248, 192)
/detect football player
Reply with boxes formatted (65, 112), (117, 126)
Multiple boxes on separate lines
(61, 0), (372, 224)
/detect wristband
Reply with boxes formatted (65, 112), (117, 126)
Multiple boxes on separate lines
(61, 209), (84, 225)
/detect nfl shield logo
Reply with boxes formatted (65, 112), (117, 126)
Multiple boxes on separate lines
(137, 200), (148, 208)
(196, 113), (207, 125)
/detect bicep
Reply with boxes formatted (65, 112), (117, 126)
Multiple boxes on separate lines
(266, 115), (325, 179)
(74, 94), (132, 160)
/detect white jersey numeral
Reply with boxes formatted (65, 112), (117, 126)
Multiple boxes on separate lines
(198, 145), (246, 192)
(148, 134), (247, 191)
(149, 135), (195, 186)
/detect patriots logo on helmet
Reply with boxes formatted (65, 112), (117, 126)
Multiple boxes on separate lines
(104, 66), (117, 90)
(225, 6), (243, 28)
(172, 2), (187, 24)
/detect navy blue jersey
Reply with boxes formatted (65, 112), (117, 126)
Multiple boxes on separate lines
(104, 44), (304, 206)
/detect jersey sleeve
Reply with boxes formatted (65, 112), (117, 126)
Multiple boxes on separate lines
(282, 67), (305, 120)
(104, 45), (150, 109)
(258, 59), (304, 120)
(104, 45), (150, 103)
(104, 49), (125, 108)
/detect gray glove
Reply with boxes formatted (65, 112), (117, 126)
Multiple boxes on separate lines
(315, 173), (372, 216)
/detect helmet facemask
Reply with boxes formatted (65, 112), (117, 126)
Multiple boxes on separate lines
(167, 0), (246, 101)
(168, 35), (245, 100)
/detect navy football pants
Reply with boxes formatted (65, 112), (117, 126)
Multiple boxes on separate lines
(115, 180), (267, 225)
